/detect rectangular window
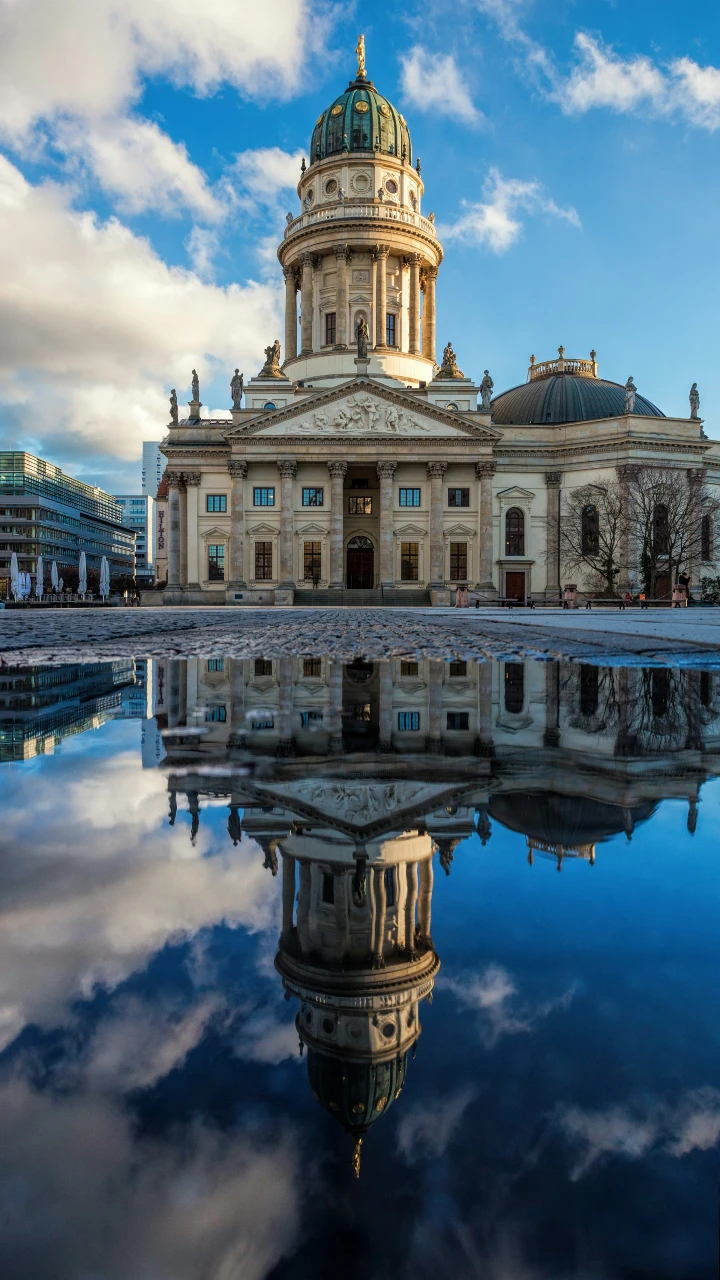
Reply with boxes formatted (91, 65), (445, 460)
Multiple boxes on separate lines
(398, 711), (420, 731)
(449, 542), (468, 580)
(303, 657), (321, 677)
(206, 705), (227, 722)
(386, 313), (396, 346)
(448, 660), (467, 678)
(322, 873), (335, 904)
(325, 312), (336, 346)
(448, 488), (470, 508)
(208, 544), (225, 581)
(255, 541), (273, 579)
(399, 488), (421, 507)
(401, 542), (419, 581)
(206, 495), (227, 513)
(302, 487), (323, 507)
(384, 866), (396, 908)
(303, 541), (322, 580)
(251, 717), (274, 730)
(447, 711), (469, 731)
(301, 710), (324, 726)
(253, 487), (275, 507)
(254, 658), (273, 676)
(207, 658), (225, 672)
(353, 703), (372, 722)
(400, 661), (419, 677)
(348, 496), (372, 515)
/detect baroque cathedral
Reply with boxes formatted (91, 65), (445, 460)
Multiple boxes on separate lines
(160, 38), (717, 605)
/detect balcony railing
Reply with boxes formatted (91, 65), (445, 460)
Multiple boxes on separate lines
(528, 350), (598, 380)
(283, 203), (437, 240)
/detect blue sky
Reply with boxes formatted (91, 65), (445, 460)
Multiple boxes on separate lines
(0, 0), (718, 492)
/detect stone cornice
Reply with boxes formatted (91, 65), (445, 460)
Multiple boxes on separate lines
(222, 376), (501, 442)
(230, 437), (495, 450)
(494, 440), (710, 461)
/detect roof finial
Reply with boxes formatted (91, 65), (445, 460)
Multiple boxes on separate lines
(352, 1134), (363, 1178)
(356, 33), (366, 80)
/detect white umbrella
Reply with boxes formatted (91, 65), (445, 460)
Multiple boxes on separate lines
(21, 572), (31, 600)
(35, 555), (43, 599)
(100, 556), (110, 599)
(78, 551), (87, 596)
(10, 551), (19, 601)
(51, 561), (59, 592)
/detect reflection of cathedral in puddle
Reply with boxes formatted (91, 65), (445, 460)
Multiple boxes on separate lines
(156, 655), (720, 1158)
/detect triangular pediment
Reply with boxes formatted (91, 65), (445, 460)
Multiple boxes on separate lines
(223, 377), (500, 442)
(247, 520), (277, 535)
(445, 522), (477, 536)
(395, 521), (427, 536)
(246, 778), (468, 837)
(497, 486), (535, 501)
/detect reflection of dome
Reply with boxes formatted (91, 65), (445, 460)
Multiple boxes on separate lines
(489, 792), (657, 847)
(492, 353), (664, 425)
(310, 80), (412, 165)
(308, 1048), (408, 1134)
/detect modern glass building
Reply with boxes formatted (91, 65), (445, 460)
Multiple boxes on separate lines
(113, 494), (155, 582)
(0, 452), (135, 590)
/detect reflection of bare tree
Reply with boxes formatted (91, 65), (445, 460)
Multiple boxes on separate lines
(560, 663), (718, 756)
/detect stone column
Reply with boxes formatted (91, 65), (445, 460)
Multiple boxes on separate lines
(284, 267), (298, 362)
(475, 660), (494, 757)
(687, 467), (705, 592)
(425, 659), (442, 753)
(184, 471), (201, 589)
(300, 254), (314, 355)
(373, 244), (390, 348)
(427, 461), (447, 587)
(178, 477), (188, 587)
(276, 655), (295, 757)
(333, 245), (350, 348)
(277, 460), (297, 588)
(422, 267), (437, 364)
(408, 254), (421, 355)
(327, 460), (347, 589)
(404, 862), (418, 957)
(545, 471), (562, 603)
(228, 460), (247, 586)
(616, 464), (638, 593)
(379, 660), (393, 751)
(168, 657), (180, 726)
(475, 461), (496, 594)
(377, 460), (397, 586)
(228, 656), (245, 747)
(166, 471), (181, 589)
(372, 865), (387, 968)
(328, 659), (344, 754)
(280, 851), (296, 946)
(418, 857), (434, 946)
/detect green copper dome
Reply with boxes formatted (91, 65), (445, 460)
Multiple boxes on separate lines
(310, 78), (412, 166)
(307, 1047), (409, 1134)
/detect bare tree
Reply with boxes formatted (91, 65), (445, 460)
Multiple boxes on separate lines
(624, 465), (719, 597)
(555, 480), (627, 597)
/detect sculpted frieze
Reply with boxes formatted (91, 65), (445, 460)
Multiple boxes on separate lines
(293, 395), (436, 436)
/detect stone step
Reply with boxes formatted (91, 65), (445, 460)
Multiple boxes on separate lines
(293, 589), (430, 608)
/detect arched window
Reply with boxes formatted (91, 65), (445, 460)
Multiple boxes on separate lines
(652, 503), (669, 555)
(505, 507), (524, 556)
(581, 504), (599, 555)
(701, 513), (712, 562)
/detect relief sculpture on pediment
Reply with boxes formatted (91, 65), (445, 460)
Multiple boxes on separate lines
(296, 395), (434, 435)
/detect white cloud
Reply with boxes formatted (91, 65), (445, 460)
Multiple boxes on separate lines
(0, 155), (282, 469)
(440, 963), (576, 1048)
(400, 47), (481, 125)
(396, 1086), (476, 1163)
(232, 146), (305, 209)
(440, 166), (580, 253)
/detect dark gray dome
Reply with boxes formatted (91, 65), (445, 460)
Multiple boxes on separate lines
(492, 374), (664, 425)
(489, 792), (657, 846)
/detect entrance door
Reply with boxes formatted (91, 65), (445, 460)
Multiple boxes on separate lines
(505, 571), (525, 602)
(346, 536), (374, 589)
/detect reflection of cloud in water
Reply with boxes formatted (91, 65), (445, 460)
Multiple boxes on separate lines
(0, 1075), (300, 1280)
(559, 1085), (720, 1179)
(0, 751), (279, 1051)
(396, 1085), (476, 1163)
(440, 964), (577, 1048)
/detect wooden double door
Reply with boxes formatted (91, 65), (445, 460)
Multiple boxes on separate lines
(505, 571), (525, 602)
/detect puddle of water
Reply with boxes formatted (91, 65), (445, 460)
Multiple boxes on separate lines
(1, 655), (720, 1278)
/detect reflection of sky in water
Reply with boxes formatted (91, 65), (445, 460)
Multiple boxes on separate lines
(2, 687), (720, 1278)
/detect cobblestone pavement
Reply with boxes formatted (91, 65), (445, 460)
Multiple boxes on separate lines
(2, 606), (720, 666)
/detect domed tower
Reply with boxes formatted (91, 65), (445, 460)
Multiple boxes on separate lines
(277, 36), (443, 389)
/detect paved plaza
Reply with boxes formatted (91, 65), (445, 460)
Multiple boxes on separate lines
(2, 605), (720, 666)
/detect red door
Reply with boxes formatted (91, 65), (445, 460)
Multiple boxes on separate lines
(505, 571), (525, 602)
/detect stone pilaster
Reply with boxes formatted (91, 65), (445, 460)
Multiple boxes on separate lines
(276, 655), (295, 757)
(277, 460), (297, 588)
(544, 471), (562, 603)
(300, 254), (314, 355)
(166, 470), (182, 589)
(427, 461), (447, 587)
(373, 244), (390, 348)
(422, 267), (437, 364)
(178, 475), (188, 587)
(327, 460), (347, 588)
(425, 659), (443, 754)
(283, 267), (298, 362)
(184, 470), (201, 589)
(377, 460), (397, 586)
(333, 245), (350, 348)
(475, 461), (496, 594)
(408, 253), (421, 355)
(228, 460), (247, 586)
(475, 659), (494, 757)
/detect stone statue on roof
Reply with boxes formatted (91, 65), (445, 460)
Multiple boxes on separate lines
(690, 382), (700, 419)
(480, 370), (494, 409)
(169, 389), (178, 424)
(191, 369), (200, 402)
(624, 376), (636, 414)
(436, 341), (465, 380)
(230, 369), (244, 409)
(259, 339), (284, 378)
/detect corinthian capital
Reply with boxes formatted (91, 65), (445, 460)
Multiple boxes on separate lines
(372, 243), (391, 261)
(376, 460), (397, 479)
(183, 470), (201, 487)
(475, 461), (496, 479)
(164, 469), (183, 488)
(328, 461), (348, 478)
(228, 460), (248, 479)
(426, 461), (447, 479)
(277, 460), (297, 478)
(544, 471), (562, 487)
(333, 243), (351, 262)
(283, 265), (298, 286)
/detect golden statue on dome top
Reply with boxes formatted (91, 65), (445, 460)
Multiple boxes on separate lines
(356, 33), (366, 79)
